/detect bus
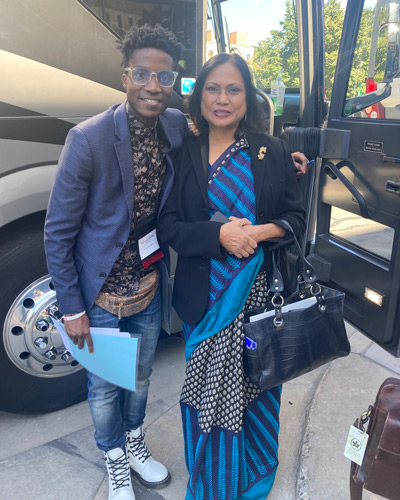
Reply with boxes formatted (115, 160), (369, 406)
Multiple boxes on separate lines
(1, 0), (399, 414)
(0, 0), (206, 414)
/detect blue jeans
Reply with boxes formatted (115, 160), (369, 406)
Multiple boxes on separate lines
(86, 289), (161, 452)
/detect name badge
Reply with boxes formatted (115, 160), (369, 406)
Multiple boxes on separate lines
(138, 229), (164, 268)
(344, 425), (369, 466)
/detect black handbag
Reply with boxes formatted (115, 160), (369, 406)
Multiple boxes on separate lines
(243, 220), (350, 391)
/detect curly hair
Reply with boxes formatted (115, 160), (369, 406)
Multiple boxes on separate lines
(188, 53), (267, 139)
(118, 24), (184, 68)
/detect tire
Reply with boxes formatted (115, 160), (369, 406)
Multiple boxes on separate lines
(0, 217), (87, 414)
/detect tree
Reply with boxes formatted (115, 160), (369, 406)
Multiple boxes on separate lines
(251, 0), (346, 98)
(323, 0), (344, 99)
(251, 0), (391, 101)
(252, 0), (299, 88)
(347, 5), (390, 98)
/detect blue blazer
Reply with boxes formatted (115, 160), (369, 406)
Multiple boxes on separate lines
(44, 101), (187, 316)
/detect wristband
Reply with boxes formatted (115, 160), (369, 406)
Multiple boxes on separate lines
(63, 311), (86, 321)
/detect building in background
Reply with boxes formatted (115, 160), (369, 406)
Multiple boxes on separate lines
(206, 30), (254, 62)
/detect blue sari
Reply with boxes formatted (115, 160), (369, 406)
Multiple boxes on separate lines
(180, 137), (281, 500)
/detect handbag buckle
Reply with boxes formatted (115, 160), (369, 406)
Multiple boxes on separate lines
(271, 294), (284, 307)
(310, 283), (328, 312)
(273, 316), (284, 327)
(271, 293), (285, 327)
(311, 283), (322, 295)
(359, 406), (373, 432)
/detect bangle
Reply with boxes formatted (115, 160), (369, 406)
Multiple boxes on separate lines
(63, 311), (86, 321)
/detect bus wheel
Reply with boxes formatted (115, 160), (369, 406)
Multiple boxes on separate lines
(0, 219), (87, 414)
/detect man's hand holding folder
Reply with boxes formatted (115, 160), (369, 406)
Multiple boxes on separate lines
(51, 318), (140, 392)
(64, 313), (94, 353)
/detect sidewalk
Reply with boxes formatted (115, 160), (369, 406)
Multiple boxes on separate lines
(0, 325), (399, 500)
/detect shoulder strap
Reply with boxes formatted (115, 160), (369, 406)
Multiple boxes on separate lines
(350, 461), (363, 500)
(273, 219), (317, 285)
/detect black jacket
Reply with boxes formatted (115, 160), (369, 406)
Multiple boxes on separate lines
(158, 133), (306, 324)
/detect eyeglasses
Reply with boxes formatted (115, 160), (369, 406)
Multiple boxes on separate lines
(124, 67), (178, 88)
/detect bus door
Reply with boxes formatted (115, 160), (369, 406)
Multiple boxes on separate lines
(309, 0), (400, 356)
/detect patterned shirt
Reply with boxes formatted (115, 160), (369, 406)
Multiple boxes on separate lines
(101, 110), (167, 296)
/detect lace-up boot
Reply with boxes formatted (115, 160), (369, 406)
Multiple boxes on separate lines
(126, 427), (170, 488)
(104, 447), (135, 500)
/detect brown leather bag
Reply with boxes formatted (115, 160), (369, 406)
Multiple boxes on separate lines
(350, 377), (400, 500)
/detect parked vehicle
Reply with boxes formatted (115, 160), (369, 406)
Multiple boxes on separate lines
(1, 0), (399, 414)
(0, 0), (202, 414)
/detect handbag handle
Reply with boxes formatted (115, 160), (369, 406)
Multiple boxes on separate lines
(268, 220), (328, 326)
(269, 219), (318, 291)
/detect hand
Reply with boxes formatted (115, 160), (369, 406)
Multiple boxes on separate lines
(291, 151), (310, 177)
(64, 313), (94, 353)
(219, 218), (257, 258)
(228, 216), (252, 226)
(189, 120), (200, 136)
(243, 222), (286, 242)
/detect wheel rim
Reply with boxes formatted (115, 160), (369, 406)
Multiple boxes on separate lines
(3, 275), (82, 378)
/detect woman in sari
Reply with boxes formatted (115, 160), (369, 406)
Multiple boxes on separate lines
(158, 53), (306, 500)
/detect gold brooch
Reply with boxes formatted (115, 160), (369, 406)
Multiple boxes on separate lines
(258, 146), (267, 160)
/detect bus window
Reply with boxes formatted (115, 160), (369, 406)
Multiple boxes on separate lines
(345, 0), (400, 119)
(82, 0), (197, 88)
(329, 207), (395, 261)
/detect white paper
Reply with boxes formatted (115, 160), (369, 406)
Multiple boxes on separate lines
(89, 327), (131, 338)
(249, 296), (317, 323)
(138, 228), (160, 260)
(52, 320), (126, 345)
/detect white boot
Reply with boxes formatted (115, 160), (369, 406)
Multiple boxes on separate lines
(126, 427), (170, 488)
(104, 447), (135, 500)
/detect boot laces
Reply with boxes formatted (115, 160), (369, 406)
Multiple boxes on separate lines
(127, 429), (151, 463)
(105, 452), (130, 490)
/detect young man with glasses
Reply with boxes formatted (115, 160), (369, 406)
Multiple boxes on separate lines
(44, 25), (187, 500)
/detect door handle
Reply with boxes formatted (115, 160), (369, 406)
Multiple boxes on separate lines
(382, 155), (400, 164)
(386, 180), (400, 196)
(324, 161), (371, 218)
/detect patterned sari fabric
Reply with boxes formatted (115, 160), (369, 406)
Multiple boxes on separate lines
(181, 137), (281, 500)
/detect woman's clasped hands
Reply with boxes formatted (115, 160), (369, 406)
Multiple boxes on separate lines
(219, 216), (256, 259)
(219, 217), (286, 259)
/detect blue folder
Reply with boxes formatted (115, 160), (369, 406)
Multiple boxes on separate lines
(51, 318), (140, 392)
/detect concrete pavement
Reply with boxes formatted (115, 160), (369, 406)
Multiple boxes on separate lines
(0, 325), (399, 500)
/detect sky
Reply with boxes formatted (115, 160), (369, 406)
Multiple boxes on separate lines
(215, 0), (287, 45)
(215, 0), (377, 45)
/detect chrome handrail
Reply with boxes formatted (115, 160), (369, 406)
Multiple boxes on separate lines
(256, 89), (274, 136)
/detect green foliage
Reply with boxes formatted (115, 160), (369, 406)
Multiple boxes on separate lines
(252, 0), (299, 88)
(347, 6), (388, 98)
(324, 0), (344, 99)
(251, 0), (386, 101)
(346, 8), (374, 97)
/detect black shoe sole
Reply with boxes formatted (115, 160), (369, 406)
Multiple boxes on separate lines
(131, 469), (171, 489)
